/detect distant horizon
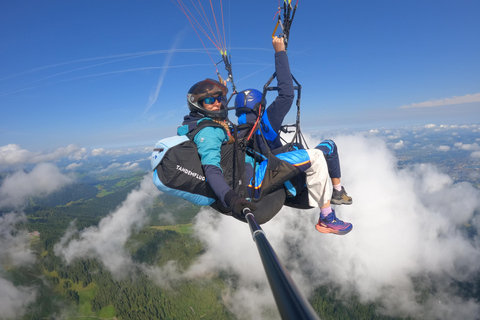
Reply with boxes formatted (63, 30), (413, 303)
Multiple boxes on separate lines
(2, 116), (480, 154)
(2, 122), (479, 176)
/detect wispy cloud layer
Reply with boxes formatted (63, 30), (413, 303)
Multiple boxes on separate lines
(0, 163), (74, 208)
(0, 144), (86, 166)
(0, 213), (38, 318)
(0, 164), (75, 318)
(0, 277), (37, 319)
(54, 175), (160, 277)
(400, 93), (480, 109)
(0, 212), (35, 266)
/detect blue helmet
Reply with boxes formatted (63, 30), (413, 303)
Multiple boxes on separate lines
(234, 89), (266, 117)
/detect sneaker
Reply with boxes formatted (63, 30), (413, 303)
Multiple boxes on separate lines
(331, 186), (352, 205)
(315, 210), (353, 235)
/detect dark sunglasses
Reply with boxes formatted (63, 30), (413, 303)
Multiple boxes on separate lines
(202, 96), (222, 104)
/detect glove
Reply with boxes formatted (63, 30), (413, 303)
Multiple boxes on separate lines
(224, 190), (257, 216)
(232, 197), (257, 216)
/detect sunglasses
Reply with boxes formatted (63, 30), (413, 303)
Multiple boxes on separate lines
(202, 96), (222, 104)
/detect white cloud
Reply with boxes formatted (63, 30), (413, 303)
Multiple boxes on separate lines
(387, 134), (401, 140)
(143, 33), (182, 114)
(393, 140), (405, 149)
(0, 212), (37, 318)
(400, 93), (480, 109)
(0, 163), (74, 208)
(122, 161), (140, 170)
(471, 151), (480, 158)
(102, 163), (122, 171)
(91, 148), (105, 156)
(0, 144), (86, 166)
(99, 161), (141, 173)
(0, 212), (35, 266)
(0, 144), (30, 166)
(0, 278), (37, 319)
(66, 162), (82, 170)
(92, 147), (150, 157)
(437, 145), (451, 151)
(54, 175), (161, 277)
(454, 142), (480, 151)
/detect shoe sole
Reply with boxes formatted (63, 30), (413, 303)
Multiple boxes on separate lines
(330, 199), (352, 205)
(315, 223), (352, 235)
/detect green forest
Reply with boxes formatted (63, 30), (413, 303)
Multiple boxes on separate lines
(2, 171), (479, 320)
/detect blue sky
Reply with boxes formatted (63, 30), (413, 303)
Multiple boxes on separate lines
(1, 0), (479, 152)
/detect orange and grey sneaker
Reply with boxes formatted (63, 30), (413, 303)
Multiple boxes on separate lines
(315, 210), (353, 235)
(331, 186), (352, 205)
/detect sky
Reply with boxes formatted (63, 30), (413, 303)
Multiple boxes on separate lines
(1, 0), (479, 153)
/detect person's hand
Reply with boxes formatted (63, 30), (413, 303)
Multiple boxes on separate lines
(232, 197), (257, 216)
(225, 190), (257, 216)
(272, 36), (285, 53)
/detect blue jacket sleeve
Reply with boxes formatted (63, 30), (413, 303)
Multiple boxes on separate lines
(265, 50), (294, 133)
(203, 164), (232, 206)
(194, 126), (227, 168)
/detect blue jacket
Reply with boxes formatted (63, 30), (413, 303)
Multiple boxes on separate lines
(237, 50), (294, 151)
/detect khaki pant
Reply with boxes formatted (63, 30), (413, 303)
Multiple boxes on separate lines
(305, 149), (332, 207)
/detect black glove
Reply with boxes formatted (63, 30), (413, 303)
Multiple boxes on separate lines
(224, 190), (257, 216)
(232, 197), (257, 216)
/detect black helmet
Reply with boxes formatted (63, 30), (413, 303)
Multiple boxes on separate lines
(187, 78), (228, 119)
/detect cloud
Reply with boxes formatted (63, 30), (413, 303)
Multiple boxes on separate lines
(122, 162), (140, 170)
(0, 163), (74, 208)
(471, 151), (480, 158)
(0, 176), (60, 316)
(99, 161), (141, 173)
(143, 208), (279, 319)
(54, 175), (161, 278)
(393, 140), (405, 149)
(399, 93), (480, 109)
(0, 144), (86, 166)
(91, 148), (105, 156)
(181, 134), (480, 319)
(0, 212), (37, 318)
(454, 142), (480, 151)
(66, 162), (82, 170)
(91, 147), (150, 157)
(0, 278), (37, 319)
(0, 212), (35, 267)
(0, 144), (30, 166)
(144, 32), (184, 114)
(437, 145), (451, 151)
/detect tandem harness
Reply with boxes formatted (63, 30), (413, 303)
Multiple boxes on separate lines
(151, 119), (303, 223)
